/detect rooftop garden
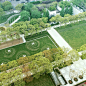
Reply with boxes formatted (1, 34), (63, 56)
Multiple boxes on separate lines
(0, 31), (57, 64)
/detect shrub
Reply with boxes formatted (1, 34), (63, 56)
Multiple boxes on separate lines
(17, 57), (29, 65)
(48, 6), (56, 11)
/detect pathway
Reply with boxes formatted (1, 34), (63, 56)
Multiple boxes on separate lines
(10, 16), (21, 26)
(47, 27), (72, 51)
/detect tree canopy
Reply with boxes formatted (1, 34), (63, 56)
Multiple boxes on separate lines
(15, 3), (23, 11)
(0, 8), (5, 17)
(2, 1), (13, 11)
(20, 10), (30, 21)
(31, 10), (41, 18)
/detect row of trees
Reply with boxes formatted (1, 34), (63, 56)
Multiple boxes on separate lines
(0, 47), (80, 72)
(60, 6), (73, 17)
(0, 47), (80, 86)
(18, 3), (50, 21)
(50, 11), (86, 26)
(0, 17), (50, 44)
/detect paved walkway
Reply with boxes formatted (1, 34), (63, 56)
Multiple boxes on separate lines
(10, 16), (21, 26)
(47, 27), (72, 51)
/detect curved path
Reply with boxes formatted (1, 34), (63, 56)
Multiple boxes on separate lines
(0, 14), (19, 27)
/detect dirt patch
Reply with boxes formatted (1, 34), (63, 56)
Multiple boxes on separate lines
(0, 38), (23, 50)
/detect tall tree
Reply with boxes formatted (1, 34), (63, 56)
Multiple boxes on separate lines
(43, 9), (49, 19)
(15, 3), (23, 11)
(0, 8), (5, 17)
(65, 7), (69, 14)
(69, 6), (73, 15)
(68, 49), (79, 62)
(20, 10), (30, 21)
(60, 6), (65, 17)
(23, 3), (33, 12)
(2, 1), (13, 11)
(31, 10), (41, 19)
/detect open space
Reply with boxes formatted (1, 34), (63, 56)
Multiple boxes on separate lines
(25, 74), (55, 86)
(55, 20), (86, 49)
(0, 31), (57, 64)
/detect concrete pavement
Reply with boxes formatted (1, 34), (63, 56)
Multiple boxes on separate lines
(47, 27), (72, 51)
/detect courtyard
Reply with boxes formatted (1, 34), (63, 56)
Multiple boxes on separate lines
(0, 31), (57, 64)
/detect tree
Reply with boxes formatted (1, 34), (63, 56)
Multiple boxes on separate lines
(30, 5), (38, 11)
(63, 17), (69, 25)
(0, 64), (7, 72)
(42, 50), (53, 62)
(28, 57), (53, 79)
(0, 8), (5, 17)
(42, 17), (48, 23)
(43, 9), (49, 19)
(68, 49), (79, 62)
(2, 1), (13, 11)
(65, 7), (69, 14)
(14, 79), (25, 86)
(30, 18), (37, 25)
(78, 44), (86, 52)
(50, 16), (56, 23)
(60, 6), (65, 17)
(64, 14), (71, 17)
(15, 3), (23, 11)
(69, 6), (73, 15)
(17, 57), (29, 65)
(50, 15), (61, 23)
(31, 10), (41, 18)
(7, 60), (18, 69)
(20, 10), (30, 21)
(0, 2), (2, 8)
(23, 3), (33, 12)
(28, 24), (35, 35)
(48, 6), (56, 11)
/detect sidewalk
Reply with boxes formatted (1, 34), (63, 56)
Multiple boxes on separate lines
(47, 27), (72, 51)
(10, 16), (21, 26)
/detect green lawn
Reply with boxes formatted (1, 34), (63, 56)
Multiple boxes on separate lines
(25, 74), (55, 86)
(55, 20), (86, 49)
(0, 31), (57, 64)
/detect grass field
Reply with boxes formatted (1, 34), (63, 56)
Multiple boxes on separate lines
(25, 74), (55, 86)
(0, 31), (57, 64)
(55, 20), (86, 49)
